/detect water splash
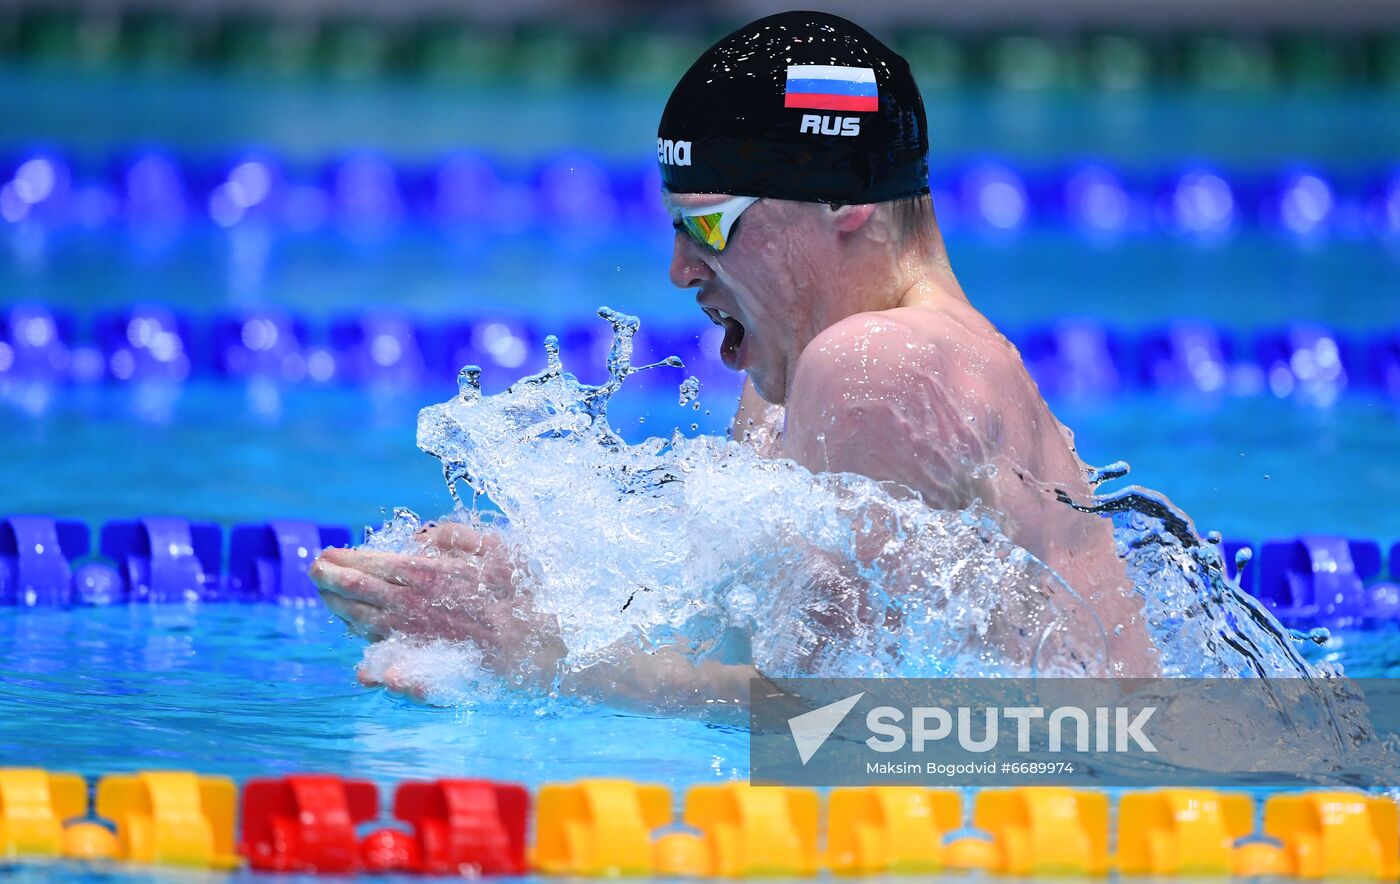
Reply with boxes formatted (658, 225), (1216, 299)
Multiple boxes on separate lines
(359, 635), (499, 706)
(678, 375), (701, 407)
(1087, 460), (1130, 486)
(362, 507), (424, 549)
(382, 307), (1325, 688)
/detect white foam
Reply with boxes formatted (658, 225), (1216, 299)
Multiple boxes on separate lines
(360, 634), (500, 706)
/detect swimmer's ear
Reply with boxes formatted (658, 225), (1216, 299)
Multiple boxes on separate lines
(827, 202), (877, 234)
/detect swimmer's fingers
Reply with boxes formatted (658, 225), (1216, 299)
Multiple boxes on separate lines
(416, 522), (508, 557)
(322, 582), (472, 644)
(317, 547), (411, 586)
(317, 547), (454, 595)
(337, 547), (517, 606)
(310, 554), (407, 607)
(356, 659), (430, 703)
(321, 592), (391, 641)
(355, 661), (382, 687)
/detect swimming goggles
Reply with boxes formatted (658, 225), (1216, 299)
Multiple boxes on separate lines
(665, 194), (759, 252)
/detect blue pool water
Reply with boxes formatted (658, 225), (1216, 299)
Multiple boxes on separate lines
(5, 379), (1400, 541)
(0, 604), (1395, 798)
(3, 66), (1400, 879)
(5, 213), (1400, 800)
(0, 600), (1393, 784)
(6, 227), (1400, 332)
(0, 604), (751, 793)
(4, 354), (1400, 782)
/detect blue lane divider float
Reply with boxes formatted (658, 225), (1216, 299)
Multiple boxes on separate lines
(1136, 321), (1237, 394)
(100, 517), (222, 603)
(0, 515), (350, 607)
(2, 150), (1399, 242)
(3, 303), (1398, 403)
(210, 310), (310, 380)
(0, 516), (89, 606)
(228, 521), (353, 602)
(1018, 319), (1129, 398)
(1371, 331), (1400, 399)
(1257, 537), (1400, 628)
(4, 515), (1400, 630)
(329, 313), (431, 387)
(94, 305), (194, 383)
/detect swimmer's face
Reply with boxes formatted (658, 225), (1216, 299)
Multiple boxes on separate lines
(667, 193), (841, 404)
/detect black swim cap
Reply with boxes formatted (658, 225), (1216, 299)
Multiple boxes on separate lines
(657, 11), (929, 204)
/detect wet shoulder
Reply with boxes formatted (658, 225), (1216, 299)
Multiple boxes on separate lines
(794, 305), (1015, 392)
(792, 309), (940, 398)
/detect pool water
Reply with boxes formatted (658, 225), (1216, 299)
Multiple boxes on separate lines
(4, 360), (1400, 792)
(4, 203), (1399, 864)
(0, 604), (750, 793)
(3, 66), (1400, 880)
(7, 227), (1400, 332)
(0, 605), (747, 883)
(5, 379), (1400, 541)
(0, 603), (1395, 794)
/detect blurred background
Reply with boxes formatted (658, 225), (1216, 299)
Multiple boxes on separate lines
(2, 0), (1398, 544)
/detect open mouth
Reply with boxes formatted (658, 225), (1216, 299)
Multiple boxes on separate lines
(701, 305), (746, 369)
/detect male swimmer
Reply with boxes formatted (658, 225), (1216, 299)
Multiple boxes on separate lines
(311, 12), (1158, 709)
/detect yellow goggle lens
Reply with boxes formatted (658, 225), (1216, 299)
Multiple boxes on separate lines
(682, 211), (728, 250)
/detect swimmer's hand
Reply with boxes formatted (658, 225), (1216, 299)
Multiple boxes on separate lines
(309, 525), (567, 693)
(310, 524), (762, 716)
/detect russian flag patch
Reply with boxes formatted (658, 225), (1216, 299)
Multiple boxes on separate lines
(784, 65), (878, 112)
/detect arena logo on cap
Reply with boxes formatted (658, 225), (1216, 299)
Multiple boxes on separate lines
(657, 138), (692, 166)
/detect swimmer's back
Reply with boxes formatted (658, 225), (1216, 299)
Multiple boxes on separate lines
(783, 302), (1155, 674)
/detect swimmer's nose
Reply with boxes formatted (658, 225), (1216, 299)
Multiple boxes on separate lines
(669, 232), (715, 290)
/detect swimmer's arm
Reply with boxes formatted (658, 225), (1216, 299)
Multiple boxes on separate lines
(559, 645), (762, 720)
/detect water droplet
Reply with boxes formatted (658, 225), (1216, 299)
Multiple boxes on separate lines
(457, 365), (482, 402)
(1087, 461), (1130, 486)
(678, 375), (700, 407)
(543, 335), (562, 376)
(1288, 626), (1331, 645)
(1234, 546), (1254, 575)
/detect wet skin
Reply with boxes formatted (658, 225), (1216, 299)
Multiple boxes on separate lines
(312, 194), (1157, 707)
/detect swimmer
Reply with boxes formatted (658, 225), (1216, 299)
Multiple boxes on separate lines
(311, 11), (1158, 709)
